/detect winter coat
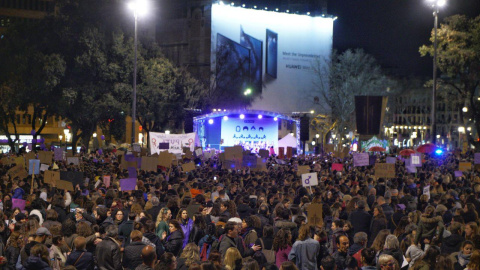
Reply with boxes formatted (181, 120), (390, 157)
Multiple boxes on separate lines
(218, 235), (255, 259)
(415, 215), (444, 245)
(189, 225), (205, 245)
(288, 237), (320, 270)
(332, 250), (349, 270)
(122, 242), (146, 270)
(155, 221), (169, 239)
(20, 256), (51, 270)
(118, 220), (134, 244)
(242, 228), (258, 248)
(143, 232), (164, 259)
(180, 219), (193, 248)
(163, 230), (184, 256)
(441, 233), (464, 254)
(65, 249), (94, 270)
(274, 220), (298, 240)
(368, 218), (387, 246)
(94, 237), (122, 270)
(5, 246), (20, 270)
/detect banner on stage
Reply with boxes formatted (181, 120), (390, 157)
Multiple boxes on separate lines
(149, 132), (199, 155)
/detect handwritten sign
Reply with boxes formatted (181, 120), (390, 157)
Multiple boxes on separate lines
(40, 164), (49, 172)
(44, 171), (60, 185)
(353, 153), (369, 167)
(57, 180), (74, 191)
(149, 132), (197, 155)
(375, 163), (396, 179)
(297, 165), (310, 176)
(332, 163), (343, 172)
(302, 173), (318, 187)
(120, 178), (137, 191)
(459, 162), (472, 172)
(182, 162), (196, 172)
(38, 151), (53, 165)
(141, 156), (158, 172)
(8, 165), (28, 180)
(29, 159), (40, 175)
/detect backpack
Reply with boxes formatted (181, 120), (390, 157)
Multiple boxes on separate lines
(210, 234), (223, 252)
(259, 238), (275, 264)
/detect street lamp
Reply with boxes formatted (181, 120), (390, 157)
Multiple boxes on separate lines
(427, 0), (446, 144)
(59, 135), (63, 148)
(128, 0), (148, 145)
(63, 128), (69, 149)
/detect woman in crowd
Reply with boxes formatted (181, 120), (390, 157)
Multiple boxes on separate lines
(22, 244), (52, 270)
(378, 254), (398, 270)
(412, 246), (441, 270)
(156, 252), (177, 270)
(112, 209), (125, 226)
(273, 228), (292, 268)
(369, 206), (387, 247)
(462, 203), (478, 224)
(435, 254), (454, 270)
(162, 219), (185, 256)
(177, 208), (193, 248)
(288, 224), (320, 270)
(415, 206), (444, 247)
(177, 243), (201, 270)
(156, 207), (171, 239)
(464, 250), (480, 270)
(360, 248), (377, 270)
(453, 240), (473, 270)
(378, 235), (403, 268)
(5, 231), (22, 270)
(189, 214), (206, 245)
(241, 216), (258, 248)
(464, 222), (478, 241)
(223, 247), (242, 270)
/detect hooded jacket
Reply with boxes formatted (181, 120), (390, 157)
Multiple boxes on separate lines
(163, 230), (184, 256)
(415, 215), (444, 245)
(21, 256), (52, 270)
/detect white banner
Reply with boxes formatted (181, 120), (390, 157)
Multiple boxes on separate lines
(149, 132), (198, 155)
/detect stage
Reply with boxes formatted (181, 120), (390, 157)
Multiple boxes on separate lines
(193, 110), (300, 154)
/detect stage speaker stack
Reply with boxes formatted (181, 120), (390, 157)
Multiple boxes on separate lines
(300, 115), (310, 142)
(354, 96), (388, 135)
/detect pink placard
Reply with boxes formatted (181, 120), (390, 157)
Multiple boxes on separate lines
(103, 176), (111, 188)
(332, 163), (343, 172)
(12, 198), (26, 211)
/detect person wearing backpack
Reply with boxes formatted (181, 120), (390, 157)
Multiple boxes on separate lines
(198, 223), (217, 261)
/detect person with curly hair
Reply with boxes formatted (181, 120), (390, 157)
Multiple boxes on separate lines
(288, 224), (320, 270)
(162, 219), (185, 257)
(155, 207), (172, 239)
(223, 247), (242, 270)
(273, 228), (292, 268)
(414, 206), (444, 247)
(177, 243), (200, 270)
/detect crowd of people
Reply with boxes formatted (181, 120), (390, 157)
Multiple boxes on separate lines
(0, 147), (480, 270)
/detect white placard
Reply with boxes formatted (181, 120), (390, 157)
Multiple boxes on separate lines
(411, 155), (420, 165)
(302, 172), (318, 187)
(66, 157), (80, 166)
(195, 148), (203, 156)
(423, 185), (430, 200)
(40, 164), (49, 172)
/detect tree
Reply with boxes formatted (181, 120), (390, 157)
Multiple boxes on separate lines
(419, 15), (480, 147)
(311, 49), (397, 139)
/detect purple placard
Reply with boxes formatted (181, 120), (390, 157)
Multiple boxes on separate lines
(128, 166), (137, 179)
(54, 148), (63, 161)
(386, 157), (396, 164)
(369, 155), (376, 166)
(454, 171), (463, 177)
(159, 143), (170, 150)
(125, 154), (136, 162)
(353, 153), (369, 167)
(406, 166), (417, 173)
(98, 149), (103, 155)
(475, 153), (480, 164)
(12, 198), (26, 211)
(120, 178), (137, 191)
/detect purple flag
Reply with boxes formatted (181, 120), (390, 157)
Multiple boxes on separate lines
(120, 178), (137, 191)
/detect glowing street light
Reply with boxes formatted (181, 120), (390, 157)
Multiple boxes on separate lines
(244, 88), (252, 96)
(128, 0), (148, 145)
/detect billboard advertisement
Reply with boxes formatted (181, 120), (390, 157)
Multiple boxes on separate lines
(220, 117), (278, 151)
(212, 3), (334, 113)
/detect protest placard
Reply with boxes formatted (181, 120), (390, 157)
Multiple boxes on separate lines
(12, 199), (26, 211)
(149, 132), (197, 155)
(183, 147), (193, 159)
(224, 146), (243, 161)
(278, 147), (284, 159)
(332, 163), (343, 172)
(141, 156), (158, 172)
(54, 148), (64, 161)
(66, 157), (80, 166)
(411, 154), (422, 167)
(44, 171), (60, 185)
(454, 171), (463, 177)
(182, 162), (196, 172)
(259, 149), (269, 159)
(38, 151), (53, 165)
(120, 178), (136, 191)
(8, 165), (28, 180)
(25, 152), (36, 166)
(103, 176), (111, 188)
(459, 162), (472, 172)
(302, 173), (318, 187)
(353, 153), (369, 167)
(242, 155), (257, 168)
(251, 158), (267, 172)
(423, 185), (430, 200)
(57, 180), (74, 191)
(386, 157), (396, 164)
(297, 165), (310, 176)
(375, 163), (396, 179)
(128, 167), (137, 179)
(60, 171), (84, 187)
(29, 159), (40, 175)
(40, 164), (49, 172)
(307, 203), (323, 227)
(158, 151), (172, 168)
(195, 148), (203, 157)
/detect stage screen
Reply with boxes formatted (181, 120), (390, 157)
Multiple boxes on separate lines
(212, 3), (334, 113)
(221, 117), (278, 151)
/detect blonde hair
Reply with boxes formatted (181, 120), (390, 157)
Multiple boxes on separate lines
(466, 250), (480, 270)
(378, 254), (398, 269)
(223, 247), (242, 270)
(180, 243), (200, 266)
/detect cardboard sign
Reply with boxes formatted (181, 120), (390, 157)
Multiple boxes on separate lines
(158, 151), (173, 168)
(66, 157), (80, 166)
(251, 157), (268, 172)
(54, 148), (64, 161)
(183, 147), (194, 159)
(278, 147), (284, 159)
(60, 171), (84, 187)
(454, 171), (463, 177)
(286, 147), (293, 159)
(120, 178), (136, 191)
(103, 176), (111, 188)
(25, 152), (36, 165)
(40, 164), (49, 172)
(182, 162), (196, 172)
(386, 157), (396, 164)
(259, 149), (269, 159)
(307, 203), (323, 227)
(57, 180), (74, 191)
(8, 165), (28, 180)
(12, 198), (26, 211)
(475, 153), (480, 164)
(324, 144), (334, 153)
(411, 154), (422, 167)
(297, 165), (310, 176)
(459, 162), (472, 172)
(332, 163), (343, 172)
(195, 148), (203, 157)
(224, 146), (243, 161)
(353, 153), (369, 167)
(141, 156), (158, 172)
(38, 151), (53, 165)
(242, 155), (257, 168)
(44, 171), (60, 185)
(29, 159), (40, 175)
(423, 185), (430, 200)
(132, 143), (141, 153)
(375, 163), (396, 179)
(302, 172), (318, 187)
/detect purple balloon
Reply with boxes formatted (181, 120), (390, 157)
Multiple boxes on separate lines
(32, 139), (37, 144)
(39, 138), (44, 143)
(31, 130), (36, 136)
(101, 135), (105, 140)
(22, 142), (28, 147)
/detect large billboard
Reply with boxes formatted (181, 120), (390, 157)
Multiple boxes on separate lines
(212, 3), (334, 113)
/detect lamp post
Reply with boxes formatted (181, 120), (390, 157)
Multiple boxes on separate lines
(428, 0), (446, 144)
(59, 135), (63, 148)
(63, 128), (69, 149)
(128, 0), (148, 146)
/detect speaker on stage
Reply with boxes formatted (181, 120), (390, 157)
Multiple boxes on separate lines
(300, 115), (310, 142)
(355, 96), (388, 135)
(184, 116), (194, 133)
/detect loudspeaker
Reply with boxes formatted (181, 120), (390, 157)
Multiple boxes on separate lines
(300, 116), (310, 141)
(184, 116), (194, 133)
(355, 96), (388, 135)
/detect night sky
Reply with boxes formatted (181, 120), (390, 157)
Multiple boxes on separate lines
(242, 0), (480, 77)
